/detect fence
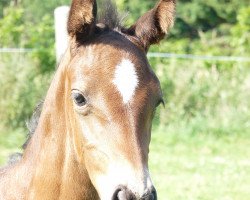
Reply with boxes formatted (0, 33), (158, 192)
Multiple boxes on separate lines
(2, 5), (249, 63)
(1, 48), (250, 63)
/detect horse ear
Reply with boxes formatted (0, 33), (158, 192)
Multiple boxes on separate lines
(126, 0), (176, 51)
(67, 0), (97, 40)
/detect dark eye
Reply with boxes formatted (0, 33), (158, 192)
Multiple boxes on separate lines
(72, 92), (87, 106)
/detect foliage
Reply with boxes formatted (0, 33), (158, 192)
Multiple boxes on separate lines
(231, 6), (250, 55)
(0, 6), (56, 72)
(0, 127), (25, 165)
(0, 54), (52, 128)
(0, 7), (25, 47)
(25, 14), (56, 73)
(151, 58), (250, 137)
(116, 0), (154, 25)
(173, 0), (248, 37)
(115, 0), (250, 38)
(21, 0), (70, 23)
(0, 0), (9, 18)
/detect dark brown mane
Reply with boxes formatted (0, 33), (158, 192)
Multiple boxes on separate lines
(23, 101), (43, 149)
(8, 102), (43, 164)
(7, 102), (42, 164)
(97, 0), (125, 29)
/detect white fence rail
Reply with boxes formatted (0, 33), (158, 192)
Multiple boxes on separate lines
(0, 48), (33, 53)
(1, 48), (250, 63)
(147, 52), (250, 62)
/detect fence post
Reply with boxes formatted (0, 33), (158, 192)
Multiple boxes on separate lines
(54, 6), (70, 64)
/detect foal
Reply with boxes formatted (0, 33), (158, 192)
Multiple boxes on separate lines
(0, 0), (175, 199)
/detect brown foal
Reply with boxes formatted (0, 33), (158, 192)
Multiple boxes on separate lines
(0, 0), (175, 199)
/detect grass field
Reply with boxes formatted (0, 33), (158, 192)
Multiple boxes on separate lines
(149, 128), (250, 200)
(0, 126), (250, 200)
(0, 127), (26, 165)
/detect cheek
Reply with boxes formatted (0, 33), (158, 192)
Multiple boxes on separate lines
(78, 116), (114, 185)
(83, 142), (120, 199)
(84, 146), (110, 181)
(78, 115), (105, 145)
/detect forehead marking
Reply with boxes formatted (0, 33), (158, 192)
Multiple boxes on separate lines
(112, 59), (139, 104)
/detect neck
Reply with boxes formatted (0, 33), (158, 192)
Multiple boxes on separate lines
(0, 49), (98, 200)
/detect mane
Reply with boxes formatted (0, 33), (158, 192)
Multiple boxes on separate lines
(23, 101), (43, 149)
(97, 0), (126, 29)
(7, 102), (43, 164)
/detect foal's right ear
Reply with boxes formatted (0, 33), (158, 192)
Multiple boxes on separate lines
(67, 0), (97, 40)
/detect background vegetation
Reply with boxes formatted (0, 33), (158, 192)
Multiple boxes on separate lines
(0, 0), (249, 199)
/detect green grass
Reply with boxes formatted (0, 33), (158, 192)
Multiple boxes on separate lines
(0, 127), (26, 165)
(149, 128), (250, 200)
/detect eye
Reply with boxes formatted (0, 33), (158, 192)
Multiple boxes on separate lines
(72, 92), (87, 107)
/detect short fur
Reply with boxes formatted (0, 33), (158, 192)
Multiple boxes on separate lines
(126, 0), (176, 51)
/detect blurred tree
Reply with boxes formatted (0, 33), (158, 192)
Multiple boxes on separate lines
(21, 0), (70, 23)
(25, 14), (56, 73)
(231, 6), (250, 55)
(116, 0), (154, 25)
(0, 7), (25, 47)
(116, 0), (250, 38)
(2, 0), (249, 40)
(0, 5), (56, 72)
(1, 0), (250, 71)
(0, 0), (10, 18)
(174, 0), (249, 38)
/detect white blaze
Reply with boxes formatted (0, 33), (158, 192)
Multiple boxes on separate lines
(113, 59), (139, 104)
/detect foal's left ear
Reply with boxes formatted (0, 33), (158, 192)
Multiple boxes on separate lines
(126, 0), (176, 51)
(67, 0), (97, 41)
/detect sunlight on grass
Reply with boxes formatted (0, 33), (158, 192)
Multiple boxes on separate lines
(0, 127), (26, 165)
(149, 129), (250, 200)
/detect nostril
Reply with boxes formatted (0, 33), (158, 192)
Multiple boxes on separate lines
(141, 187), (157, 200)
(112, 186), (136, 200)
(151, 188), (157, 200)
(112, 186), (123, 200)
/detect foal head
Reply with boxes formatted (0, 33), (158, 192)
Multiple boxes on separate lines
(65, 0), (175, 199)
